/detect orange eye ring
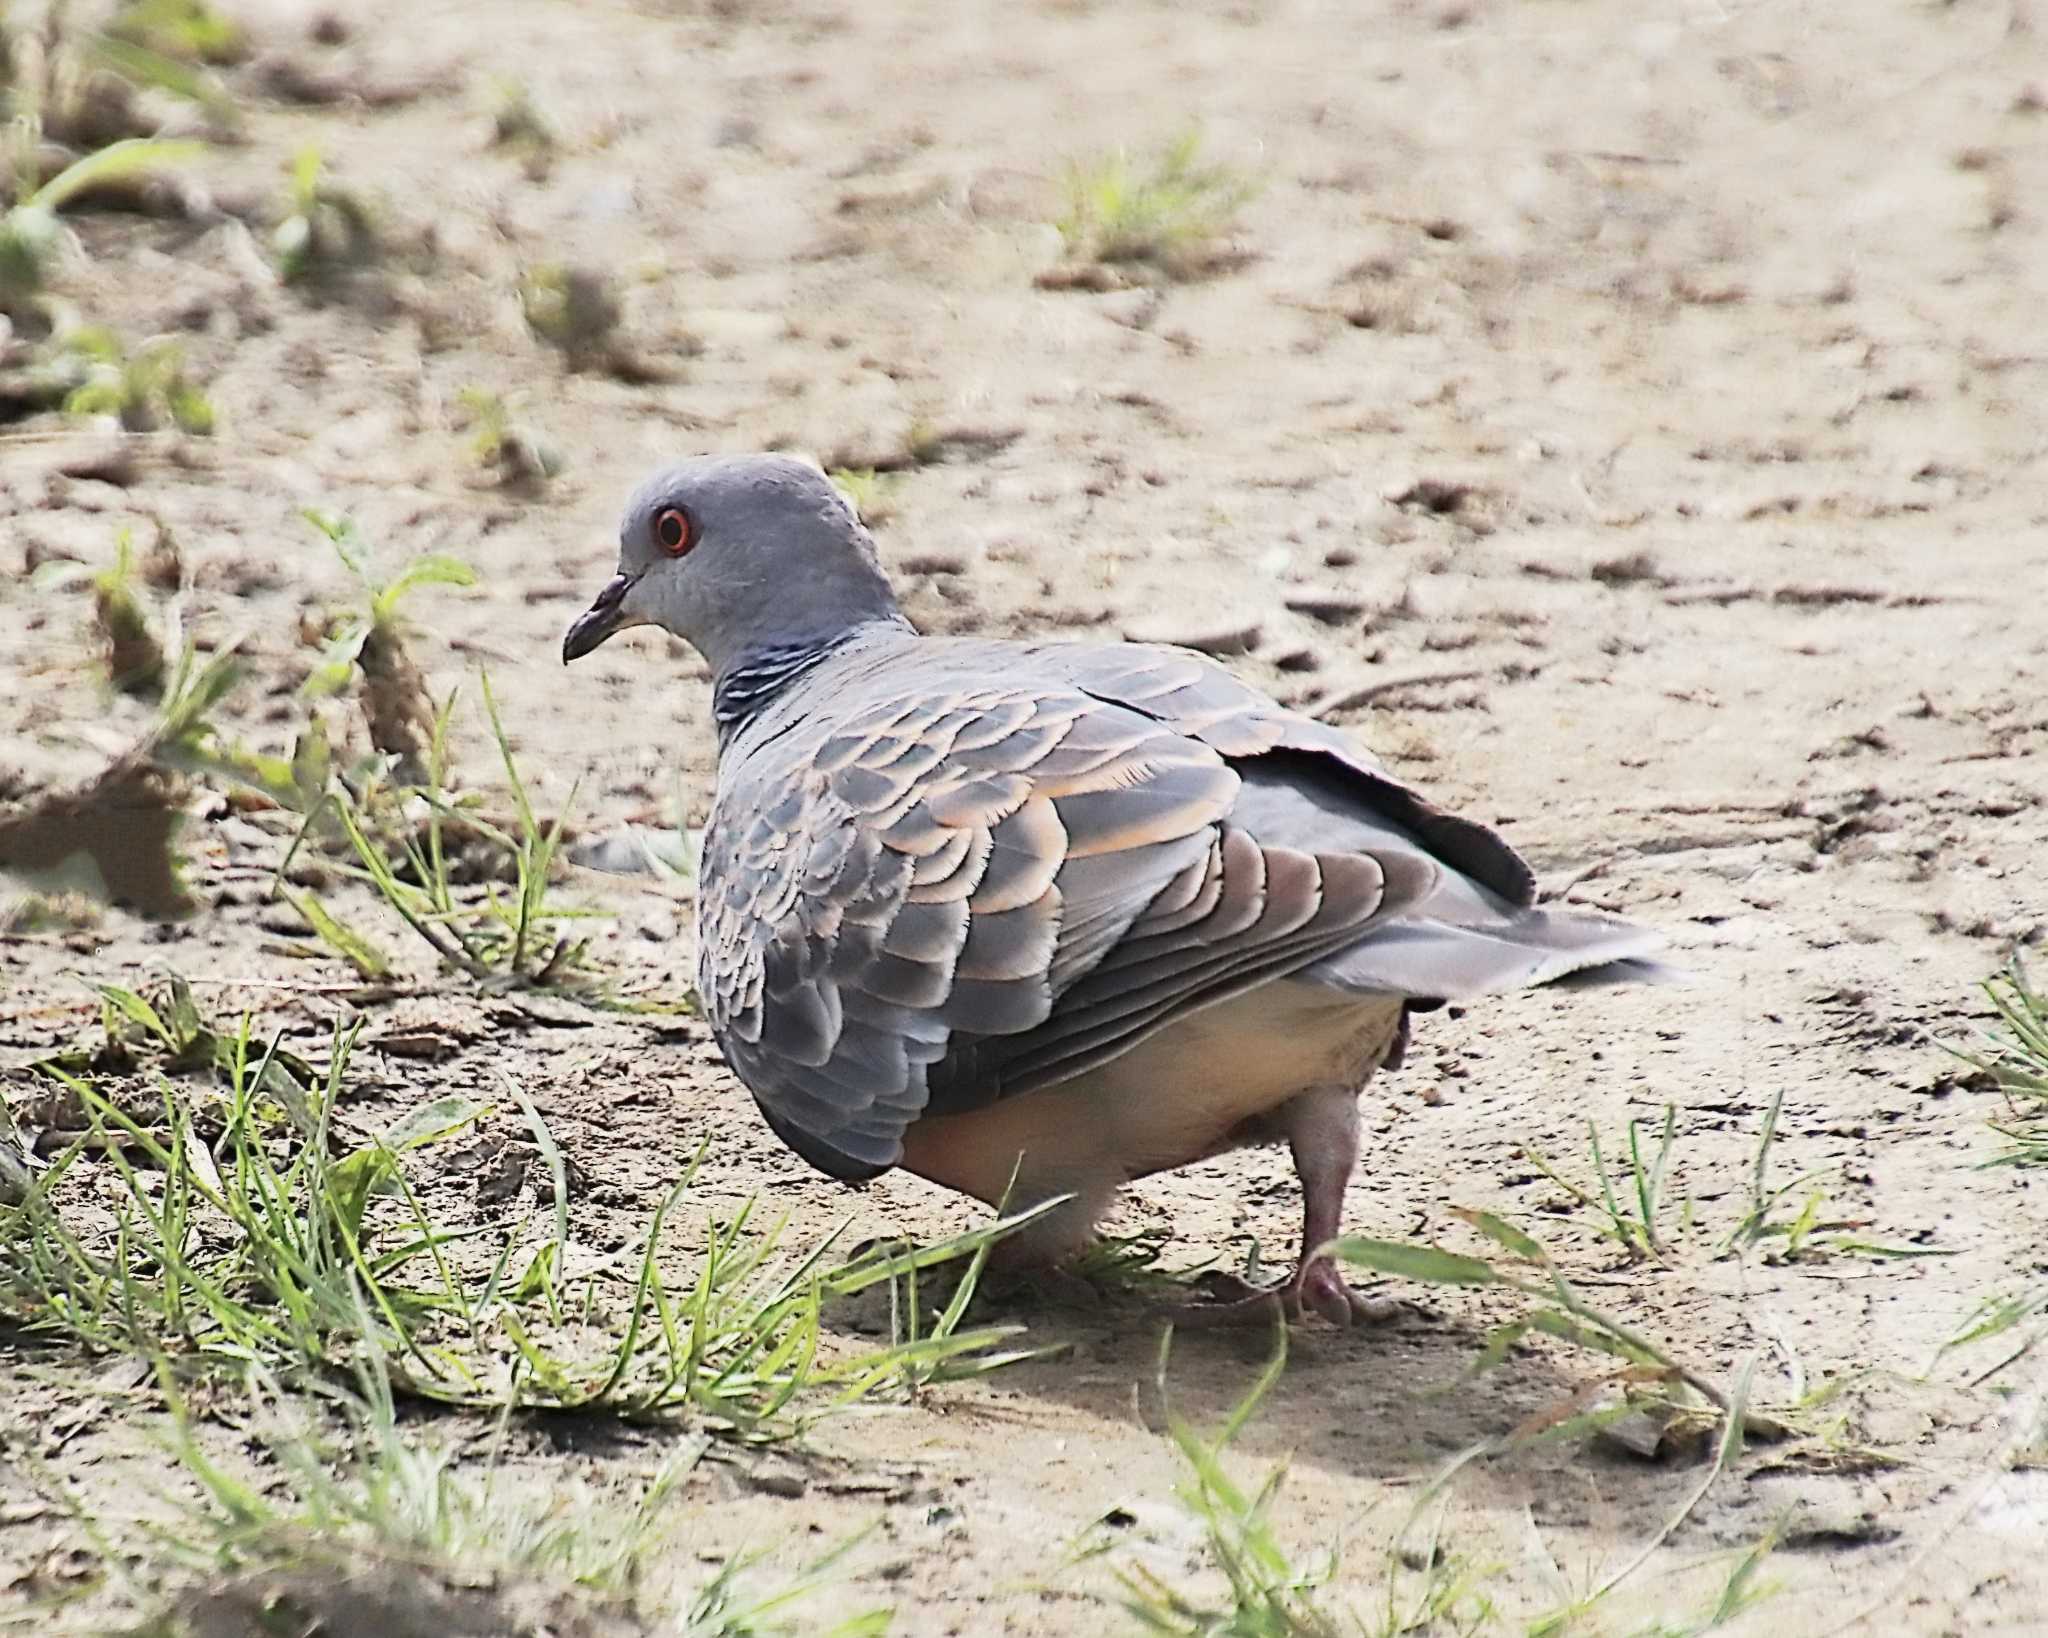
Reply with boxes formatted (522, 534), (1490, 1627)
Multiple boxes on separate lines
(654, 506), (693, 555)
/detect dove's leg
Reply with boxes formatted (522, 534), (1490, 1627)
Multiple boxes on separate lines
(1177, 1083), (1398, 1327)
(1283, 1084), (1398, 1324)
(986, 1172), (1122, 1269)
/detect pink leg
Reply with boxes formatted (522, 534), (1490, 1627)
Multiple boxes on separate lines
(1175, 1086), (1397, 1328)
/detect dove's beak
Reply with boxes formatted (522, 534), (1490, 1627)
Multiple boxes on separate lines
(562, 573), (637, 662)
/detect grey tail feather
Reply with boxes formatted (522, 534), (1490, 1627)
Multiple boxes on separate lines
(1299, 911), (1681, 1000)
(1545, 954), (1691, 989)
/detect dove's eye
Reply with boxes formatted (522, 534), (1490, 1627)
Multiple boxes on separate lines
(653, 506), (693, 556)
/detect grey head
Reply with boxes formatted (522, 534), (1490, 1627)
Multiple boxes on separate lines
(561, 454), (908, 681)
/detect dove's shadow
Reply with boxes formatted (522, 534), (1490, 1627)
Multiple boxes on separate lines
(825, 1267), (1598, 1489)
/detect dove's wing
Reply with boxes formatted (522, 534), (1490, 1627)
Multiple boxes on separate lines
(1045, 641), (1672, 994)
(1038, 641), (1537, 908)
(697, 667), (1434, 1181)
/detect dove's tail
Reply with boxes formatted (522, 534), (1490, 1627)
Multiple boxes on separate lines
(1232, 762), (1685, 1002)
(1297, 908), (1685, 1001)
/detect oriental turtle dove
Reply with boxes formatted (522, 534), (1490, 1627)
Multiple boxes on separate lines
(563, 454), (1673, 1324)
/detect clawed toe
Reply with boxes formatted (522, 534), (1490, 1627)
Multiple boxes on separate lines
(1296, 1256), (1401, 1326)
(1167, 1257), (1398, 1329)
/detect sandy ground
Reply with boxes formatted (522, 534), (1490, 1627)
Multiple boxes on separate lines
(4, 0), (2048, 1631)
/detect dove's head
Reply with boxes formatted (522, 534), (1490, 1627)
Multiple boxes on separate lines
(562, 454), (906, 675)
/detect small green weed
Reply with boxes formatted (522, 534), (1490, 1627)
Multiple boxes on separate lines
(519, 262), (623, 368)
(1718, 1084), (1946, 1263)
(157, 1368), (691, 1595)
(59, 325), (215, 432)
(0, 131), (201, 316)
(1053, 129), (1257, 275)
(282, 676), (603, 991)
(3, 3), (236, 152)
(1920, 963), (2048, 1388)
(1524, 1104), (1683, 1263)
(828, 467), (900, 526)
(1518, 1098), (1932, 1270)
(300, 508), (473, 771)
(1926, 1286), (2048, 1390)
(272, 146), (377, 284)
(1107, 1335), (1347, 1636)
(488, 76), (558, 179)
(33, 526), (168, 693)
(456, 385), (562, 486)
(683, 1538), (895, 1637)
(1071, 1228), (1203, 1298)
(79, 970), (319, 1086)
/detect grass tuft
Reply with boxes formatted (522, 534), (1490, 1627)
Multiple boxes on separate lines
(94, 1352), (895, 1635)
(1108, 1331), (1346, 1636)
(1964, 958), (2048, 1166)
(1104, 1330), (1779, 1636)
(1052, 129), (1257, 276)
(2, 1023), (1047, 1442)
(1923, 961), (2048, 1390)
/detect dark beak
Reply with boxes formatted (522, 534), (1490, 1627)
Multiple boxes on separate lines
(562, 573), (635, 663)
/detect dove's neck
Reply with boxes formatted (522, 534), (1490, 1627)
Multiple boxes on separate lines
(711, 619), (912, 744)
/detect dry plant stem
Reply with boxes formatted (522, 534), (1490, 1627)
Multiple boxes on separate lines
(1584, 1354), (1756, 1606)
(1311, 668), (1486, 719)
(357, 623), (435, 772)
(1524, 1263), (1791, 1441)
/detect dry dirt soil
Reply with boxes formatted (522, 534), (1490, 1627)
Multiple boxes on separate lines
(4, 0), (2048, 1633)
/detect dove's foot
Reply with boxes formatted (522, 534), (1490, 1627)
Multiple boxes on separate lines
(1172, 1258), (1399, 1328)
(1167, 1082), (1401, 1328)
